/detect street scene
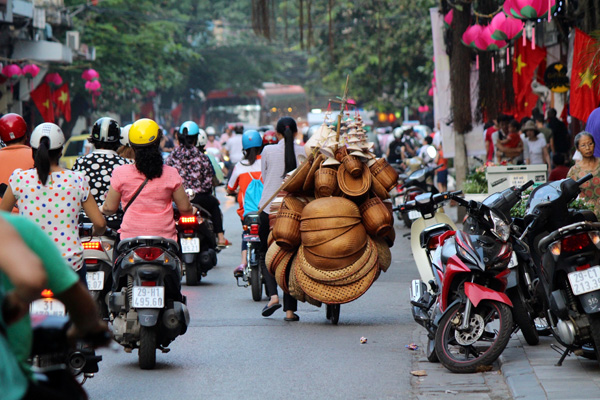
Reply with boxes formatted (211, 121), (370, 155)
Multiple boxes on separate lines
(1, 1), (600, 400)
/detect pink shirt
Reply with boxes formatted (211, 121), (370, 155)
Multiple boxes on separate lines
(111, 164), (183, 241)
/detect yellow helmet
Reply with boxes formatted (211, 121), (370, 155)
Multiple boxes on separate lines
(129, 118), (161, 146)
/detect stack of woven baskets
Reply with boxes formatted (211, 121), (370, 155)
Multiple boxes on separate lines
(265, 147), (397, 306)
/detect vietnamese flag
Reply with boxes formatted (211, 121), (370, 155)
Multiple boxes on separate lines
(30, 83), (54, 122)
(52, 83), (71, 122)
(513, 39), (547, 105)
(570, 29), (600, 123)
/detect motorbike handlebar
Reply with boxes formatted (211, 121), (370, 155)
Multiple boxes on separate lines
(519, 180), (534, 192)
(577, 173), (593, 186)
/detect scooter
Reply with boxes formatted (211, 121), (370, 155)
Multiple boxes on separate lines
(108, 237), (190, 369)
(235, 212), (266, 301)
(395, 159), (441, 228)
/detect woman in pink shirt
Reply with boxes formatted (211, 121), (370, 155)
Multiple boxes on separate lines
(101, 119), (195, 241)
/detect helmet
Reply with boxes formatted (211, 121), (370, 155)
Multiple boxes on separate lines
(179, 121), (199, 136)
(393, 127), (405, 139)
(91, 117), (120, 143)
(120, 124), (132, 146)
(30, 123), (65, 150)
(242, 130), (262, 150)
(0, 113), (27, 143)
(197, 129), (208, 147)
(129, 119), (161, 147)
(205, 126), (216, 136)
(262, 130), (278, 145)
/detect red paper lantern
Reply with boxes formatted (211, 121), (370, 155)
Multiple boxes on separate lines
(45, 72), (63, 88)
(81, 68), (99, 81)
(22, 64), (40, 79)
(85, 80), (101, 92)
(2, 64), (22, 78)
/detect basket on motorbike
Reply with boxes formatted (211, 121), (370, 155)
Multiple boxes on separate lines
(272, 209), (302, 250)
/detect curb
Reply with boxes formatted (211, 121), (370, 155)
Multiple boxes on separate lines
(498, 335), (548, 399)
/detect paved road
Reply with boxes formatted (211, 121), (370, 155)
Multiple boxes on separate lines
(85, 188), (510, 400)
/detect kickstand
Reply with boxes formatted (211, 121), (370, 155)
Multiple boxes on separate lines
(158, 345), (171, 354)
(235, 277), (249, 288)
(550, 343), (570, 366)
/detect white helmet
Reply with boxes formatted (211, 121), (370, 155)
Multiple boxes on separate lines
(393, 127), (405, 139)
(197, 128), (208, 147)
(30, 123), (65, 150)
(120, 124), (132, 146)
(205, 126), (216, 136)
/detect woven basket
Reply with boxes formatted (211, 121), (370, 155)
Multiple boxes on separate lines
(303, 154), (325, 191)
(281, 157), (312, 193)
(369, 158), (399, 192)
(371, 175), (391, 199)
(342, 155), (363, 178)
(300, 217), (361, 232)
(265, 242), (281, 275)
(359, 197), (393, 237)
(303, 244), (365, 271)
(328, 248), (377, 287)
(335, 146), (348, 162)
(288, 258), (306, 302)
(294, 256), (379, 305)
(304, 223), (367, 258)
(272, 209), (302, 250)
(384, 226), (396, 248)
(282, 195), (308, 213)
(373, 237), (392, 272)
(267, 231), (274, 247)
(337, 163), (372, 198)
(274, 249), (295, 294)
(314, 167), (339, 198)
(301, 197), (360, 220)
(301, 224), (357, 247)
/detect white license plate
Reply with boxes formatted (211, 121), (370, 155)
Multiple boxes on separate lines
(30, 298), (66, 316)
(568, 266), (600, 296)
(243, 234), (261, 242)
(181, 238), (200, 253)
(508, 253), (518, 269)
(86, 271), (105, 290)
(408, 210), (421, 220)
(132, 286), (165, 308)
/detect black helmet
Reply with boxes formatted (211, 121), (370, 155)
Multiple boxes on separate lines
(91, 117), (121, 143)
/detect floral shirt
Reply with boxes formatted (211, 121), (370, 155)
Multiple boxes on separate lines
(8, 168), (90, 271)
(567, 159), (600, 217)
(166, 145), (214, 194)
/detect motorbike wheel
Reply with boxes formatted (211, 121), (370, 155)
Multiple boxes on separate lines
(426, 337), (439, 362)
(435, 300), (513, 373)
(506, 287), (539, 345)
(138, 326), (157, 370)
(587, 313), (600, 365)
(250, 265), (263, 302)
(185, 263), (201, 286)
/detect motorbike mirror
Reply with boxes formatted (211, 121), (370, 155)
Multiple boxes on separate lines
(426, 145), (437, 159)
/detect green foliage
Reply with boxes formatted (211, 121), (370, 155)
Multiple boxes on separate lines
(510, 189), (595, 218)
(463, 165), (488, 194)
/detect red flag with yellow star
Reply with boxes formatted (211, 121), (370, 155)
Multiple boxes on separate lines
(52, 83), (71, 122)
(513, 39), (547, 106)
(30, 82), (54, 122)
(570, 29), (600, 123)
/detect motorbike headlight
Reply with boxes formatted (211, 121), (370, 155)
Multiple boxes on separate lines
(490, 211), (510, 242)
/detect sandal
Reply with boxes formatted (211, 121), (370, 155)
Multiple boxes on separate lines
(217, 239), (232, 248)
(233, 264), (245, 278)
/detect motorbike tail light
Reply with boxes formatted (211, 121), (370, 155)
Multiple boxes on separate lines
(134, 247), (164, 261)
(82, 241), (102, 250)
(86, 259), (98, 264)
(409, 192), (418, 201)
(41, 289), (54, 298)
(561, 233), (591, 253)
(179, 216), (198, 225)
(183, 230), (194, 234)
(250, 224), (260, 235)
(141, 281), (157, 287)
(576, 264), (591, 272)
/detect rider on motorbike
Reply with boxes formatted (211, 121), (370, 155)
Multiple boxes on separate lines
(0, 114), (34, 210)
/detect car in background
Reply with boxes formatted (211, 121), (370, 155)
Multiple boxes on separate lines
(59, 134), (94, 169)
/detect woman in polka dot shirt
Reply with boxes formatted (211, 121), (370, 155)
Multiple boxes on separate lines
(0, 123), (106, 280)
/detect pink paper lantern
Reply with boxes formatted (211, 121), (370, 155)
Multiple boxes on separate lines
(428, 87), (434, 97)
(462, 24), (483, 48)
(85, 80), (101, 92)
(45, 72), (63, 88)
(22, 64), (40, 79)
(444, 9), (453, 28)
(490, 12), (523, 41)
(2, 64), (22, 78)
(474, 25), (507, 51)
(81, 68), (99, 81)
(505, 0), (556, 20)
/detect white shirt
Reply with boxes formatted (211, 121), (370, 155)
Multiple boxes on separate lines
(525, 134), (547, 165)
(225, 134), (244, 164)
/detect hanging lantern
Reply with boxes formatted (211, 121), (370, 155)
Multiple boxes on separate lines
(22, 64), (40, 79)
(2, 64), (22, 79)
(45, 72), (63, 89)
(474, 25), (507, 51)
(81, 68), (99, 81)
(444, 9), (453, 28)
(85, 80), (101, 92)
(462, 24), (484, 48)
(504, 0), (556, 21)
(490, 12), (524, 41)
(428, 87), (434, 97)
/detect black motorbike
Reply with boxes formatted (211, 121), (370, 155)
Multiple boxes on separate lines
(235, 213), (265, 301)
(108, 237), (190, 369)
(395, 164), (441, 228)
(522, 174), (600, 365)
(174, 203), (218, 286)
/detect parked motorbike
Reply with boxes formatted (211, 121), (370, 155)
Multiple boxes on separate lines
(395, 161), (441, 228)
(108, 237), (190, 369)
(175, 190), (219, 286)
(235, 212), (265, 301)
(522, 174), (600, 365)
(79, 223), (117, 319)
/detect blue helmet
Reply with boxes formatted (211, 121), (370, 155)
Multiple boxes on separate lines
(179, 121), (199, 136)
(242, 130), (262, 150)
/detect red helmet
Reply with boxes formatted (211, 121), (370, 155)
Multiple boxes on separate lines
(0, 113), (27, 143)
(262, 130), (278, 145)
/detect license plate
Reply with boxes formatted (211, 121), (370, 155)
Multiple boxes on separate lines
(408, 210), (421, 220)
(243, 234), (261, 242)
(181, 238), (200, 253)
(86, 271), (105, 290)
(508, 253), (518, 269)
(132, 286), (165, 308)
(30, 298), (66, 316)
(568, 266), (600, 296)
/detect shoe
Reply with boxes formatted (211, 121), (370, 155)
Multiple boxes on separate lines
(217, 239), (232, 248)
(284, 313), (300, 322)
(262, 303), (281, 317)
(233, 264), (245, 278)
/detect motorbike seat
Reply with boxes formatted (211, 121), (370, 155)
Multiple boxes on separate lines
(419, 224), (454, 249)
(117, 236), (180, 254)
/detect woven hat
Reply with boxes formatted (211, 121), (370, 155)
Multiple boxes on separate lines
(301, 224), (357, 247)
(294, 256), (379, 305)
(266, 242), (286, 275)
(301, 196), (360, 219)
(373, 237), (392, 272)
(303, 153), (325, 191)
(300, 217), (361, 232)
(304, 223), (367, 259)
(303, 244), (365, 270)
(522, 120), (538, 133)
(337, 162), (372, 197)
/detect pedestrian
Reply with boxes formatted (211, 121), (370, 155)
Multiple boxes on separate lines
(548, 153), (569, 181)
(522, 120), (550, 168)
(496, 119), (524, 164)
(567, 131), (600, 217)
(258, 116), (305, 321)
(547, 108), (571, 159)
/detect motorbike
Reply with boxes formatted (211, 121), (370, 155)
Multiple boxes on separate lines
(235, 212), (265, 301)
(175, 191), (219, 286)
(108, 236), (190, 369)
(399, 191), (458, 362)
(30, 315), (109, 395)
(521, 174), (600, 365)
(79, 223), (117, 319)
